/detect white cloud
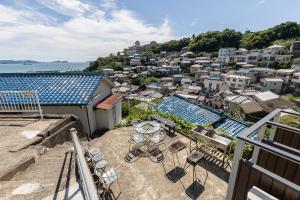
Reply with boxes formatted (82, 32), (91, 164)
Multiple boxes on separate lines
(39, 0), (91, 17)
(0, 0), (173, 61)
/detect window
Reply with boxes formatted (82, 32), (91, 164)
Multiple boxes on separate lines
(239, 79), (243, 82)
(273, 83), (277, 86)
(233, 78), (236, 82)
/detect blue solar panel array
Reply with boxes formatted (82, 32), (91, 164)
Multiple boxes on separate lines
(155, 95), (220, 125)
(155, 95), (248, 138)
(214, 117), (248, 138)
(0, 73), (102, 105)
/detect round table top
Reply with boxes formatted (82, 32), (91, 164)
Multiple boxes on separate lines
(135, 121), (161, 135)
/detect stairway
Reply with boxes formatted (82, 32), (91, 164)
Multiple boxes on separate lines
(0, 142), (77, 200)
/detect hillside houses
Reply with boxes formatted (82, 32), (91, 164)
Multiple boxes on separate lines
(111, 41), (300, 123)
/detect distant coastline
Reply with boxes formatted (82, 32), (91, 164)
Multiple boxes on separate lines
(0, 60), (70, 64)
(0, 61), (89, 73)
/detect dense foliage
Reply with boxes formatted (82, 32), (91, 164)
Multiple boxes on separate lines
(129, 76), (158, 86)
(155, 38), (191, 53)
(240, 22), (300, 49)
(189, 29), (242, 52)
(84, 53), (128, 72)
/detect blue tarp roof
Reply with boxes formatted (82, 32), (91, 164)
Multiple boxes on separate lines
(0, 72), (102, 105)
(155, 95), (249, 138)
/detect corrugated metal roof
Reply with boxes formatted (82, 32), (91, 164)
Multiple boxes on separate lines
(96, 94), (122, 110)
(0, 72), (102, 105)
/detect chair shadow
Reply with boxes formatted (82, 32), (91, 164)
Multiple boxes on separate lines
(185, 181), (205, 200)
(197, 155), (230, 183)
(165, 166), (187, 183)
(124, 149), (142, 163)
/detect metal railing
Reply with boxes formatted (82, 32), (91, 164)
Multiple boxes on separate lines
(70, 128), (99, 200)
(226, 108), (300, 200)
(0, 90), (43, 119)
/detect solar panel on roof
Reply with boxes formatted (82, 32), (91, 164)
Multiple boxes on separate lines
(155, 95), (249, 138)
(0, 72), (102, 105)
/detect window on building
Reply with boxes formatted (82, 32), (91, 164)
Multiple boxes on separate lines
(233, 79), (236, 82)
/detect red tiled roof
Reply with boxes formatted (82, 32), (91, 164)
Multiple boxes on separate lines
(96, 94), (122, 110)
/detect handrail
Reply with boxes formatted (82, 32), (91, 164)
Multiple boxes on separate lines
(70, 128), (99, 200)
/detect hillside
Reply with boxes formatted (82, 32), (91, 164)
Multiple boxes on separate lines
(85, 21), (300, 72)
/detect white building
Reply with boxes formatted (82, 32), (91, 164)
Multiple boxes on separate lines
(263, 45), (285, 55)
(124, 41), (143, 57)
(246, 50), (262, 64)
(234, 48), (248, 62)
(225, 75), (251, 89)
(276, 69), (295, 84)
(291, 72), (300, 94)
(218, 48), (236, 63)
(235, 68), (257, 83)
(203, 77), (224, 92)
(259, 78), (283, 94)
(190, 64), (203, 73)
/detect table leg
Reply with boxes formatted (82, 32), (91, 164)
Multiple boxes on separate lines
(172, 153), (176, 173)
(192, 166), (195, 192)
(175, 152), (181, 166)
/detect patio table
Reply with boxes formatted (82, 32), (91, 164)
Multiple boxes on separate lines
(135, 121), (161, 135)
(132, 121), (161, 157)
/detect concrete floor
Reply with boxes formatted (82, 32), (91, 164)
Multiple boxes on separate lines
(90, 127), (230, 200)
(0, 117), (59, 173)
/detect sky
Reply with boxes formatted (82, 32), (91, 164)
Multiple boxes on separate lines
(0, 0), (300, 61)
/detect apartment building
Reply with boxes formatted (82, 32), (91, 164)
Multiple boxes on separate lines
(234, 48), (248, 62)
(225, 74), (251, 89)
(218, 48), (236, 63)
(259, 78), (284, 94)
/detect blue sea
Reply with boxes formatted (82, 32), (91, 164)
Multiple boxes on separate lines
(0, 62), (89, 73)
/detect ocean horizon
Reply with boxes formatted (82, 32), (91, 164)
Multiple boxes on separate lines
(0, 62), (89, 73)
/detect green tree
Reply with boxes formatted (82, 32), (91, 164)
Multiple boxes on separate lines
(130, 76), (144, 86)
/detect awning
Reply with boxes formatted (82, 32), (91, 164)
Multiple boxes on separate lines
(96, 94), (122, 110)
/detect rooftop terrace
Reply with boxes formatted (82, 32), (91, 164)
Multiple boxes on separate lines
(89, 127), (230, 199)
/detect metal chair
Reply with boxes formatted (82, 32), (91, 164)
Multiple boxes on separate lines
(95, 168), (121, 199)
(149, 129), (167, 152)
(130, 119), (142, 128)
(128, 134), (145, 153)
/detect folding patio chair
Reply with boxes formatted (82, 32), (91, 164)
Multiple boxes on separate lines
(94, 167), (121, 200)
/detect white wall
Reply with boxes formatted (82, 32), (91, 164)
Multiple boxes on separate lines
(42, 105), (89, 134)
